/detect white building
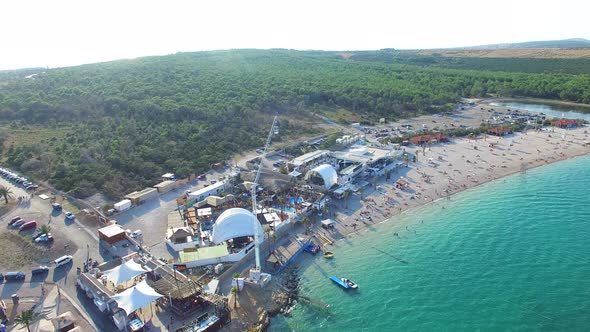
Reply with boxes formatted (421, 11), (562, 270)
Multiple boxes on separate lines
(178, 208), (263, 268)
(188, 181), (227, 201)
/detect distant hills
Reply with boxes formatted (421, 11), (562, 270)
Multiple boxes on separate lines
(463, 38), (590, 49)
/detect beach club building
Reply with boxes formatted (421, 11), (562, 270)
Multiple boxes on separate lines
(291, 145), (404, 193)
(176, 208), (264, 268)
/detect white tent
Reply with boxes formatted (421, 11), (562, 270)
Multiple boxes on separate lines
(102, 259), (151, 286)
(307, 164), (338, 190)
(112, 280), (163, 316)
(212, 208), (263, 245)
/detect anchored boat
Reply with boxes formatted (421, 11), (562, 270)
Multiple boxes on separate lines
(330, 276), (358, 289)
(323, 251), (334, 259)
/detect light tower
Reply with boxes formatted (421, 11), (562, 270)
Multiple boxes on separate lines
(250, 116), (279, 280)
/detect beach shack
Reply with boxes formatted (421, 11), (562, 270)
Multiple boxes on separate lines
(410, 133), (449, 145)
(395, 178), (409, 189)
(488, 126), (512, 136)
(321, 219), (335, 230)
(552, 119), (580, 129)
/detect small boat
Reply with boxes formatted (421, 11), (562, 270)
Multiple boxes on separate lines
(323, 251), (334, 259)
(330, 276), (358, 289)
(304, 243), (320, 254)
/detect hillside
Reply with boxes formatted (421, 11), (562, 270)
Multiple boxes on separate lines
(464, 38), (590, 49)
(0, 49), (589, 199)
(415, 48), (590, 60)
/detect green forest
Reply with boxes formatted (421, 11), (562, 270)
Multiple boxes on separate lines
(0, 49), (589, 199)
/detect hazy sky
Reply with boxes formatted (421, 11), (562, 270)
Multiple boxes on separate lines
(1, 0), (588, 70)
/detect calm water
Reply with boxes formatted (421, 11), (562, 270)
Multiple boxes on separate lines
(271, 155), (590, 331)
(492, 101), (590, 121)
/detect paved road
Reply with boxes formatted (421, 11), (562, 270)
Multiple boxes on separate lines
(1, 191), (112, 330)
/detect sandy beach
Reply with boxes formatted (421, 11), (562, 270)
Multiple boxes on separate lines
(325, 125), (590, 241)
(224, 104), (590, 331)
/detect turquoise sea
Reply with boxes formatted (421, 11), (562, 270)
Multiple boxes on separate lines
(271, 155), (590, 331)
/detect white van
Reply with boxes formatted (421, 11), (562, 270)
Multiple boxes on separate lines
(54, 255), (73, 267)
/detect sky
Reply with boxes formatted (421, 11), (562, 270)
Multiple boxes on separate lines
(1, 0), (588, 70)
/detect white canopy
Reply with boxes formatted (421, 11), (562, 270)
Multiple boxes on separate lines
(102, 259), (151, 286)
(112, 280), (163, 316)
(212, 208), (263, 245)
(307, 164), (338, 189)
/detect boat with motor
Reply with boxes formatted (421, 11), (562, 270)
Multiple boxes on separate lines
(330, 276), (358, 289)
(323, 251), (334, 259)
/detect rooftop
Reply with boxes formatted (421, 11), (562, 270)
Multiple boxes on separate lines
(189, 180), (226, 198)
(179, 244), (229, 262)
(291, 150), (330, 166)
(125, 187), (157, 199)
(98, 224), (126, 238)
(154, 180), (175, 188)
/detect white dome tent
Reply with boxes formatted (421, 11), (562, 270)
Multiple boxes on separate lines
(212, 208), (263, 245)
(307, 164), (338, 190)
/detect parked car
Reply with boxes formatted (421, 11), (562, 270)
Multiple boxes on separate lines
(35, 233), (53, 243)
(0, 273), (3, 282)
(197, 174), (206, 180)
(9, 216), (21, 224)
(65, 212), (75, 220)
(31, 266), (49, 275)
(4, 271), (25, 281)
(19, 220), (37, 232)
(52, 203), (62, 211)
(130, 230), (143, 238)
(32, 230), (44, 240)
(13, 219), (26, 227)
(54, 255), (73, 267)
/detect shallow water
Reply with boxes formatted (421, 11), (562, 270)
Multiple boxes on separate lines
(270, 155), (590, 331)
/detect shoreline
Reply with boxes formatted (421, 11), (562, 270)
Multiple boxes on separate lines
(326, 126), (590, 243)
(483, 97), (590, 110)
(348, 148), (590, 237)
(227, 103), (590, 330)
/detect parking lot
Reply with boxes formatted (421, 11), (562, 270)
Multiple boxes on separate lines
(0, 176), (29, 200)
(111, 167), (236, 260)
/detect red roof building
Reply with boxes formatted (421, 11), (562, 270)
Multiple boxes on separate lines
(410, 133), (449, 145)
(552, 119), (580, 128)
(488, 126), (512, 136)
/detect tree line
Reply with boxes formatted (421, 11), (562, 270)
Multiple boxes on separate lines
(0, 49), (588, 199)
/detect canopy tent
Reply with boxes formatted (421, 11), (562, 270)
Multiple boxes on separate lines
(212, 208), (263, 245)
(103, 259), (151, 286)
(112, 280), (163, 316)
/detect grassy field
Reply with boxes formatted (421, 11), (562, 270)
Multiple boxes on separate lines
(1, 125), (71, 149)
(415, 48), (590, 59)
(0, 232), (48, 270)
